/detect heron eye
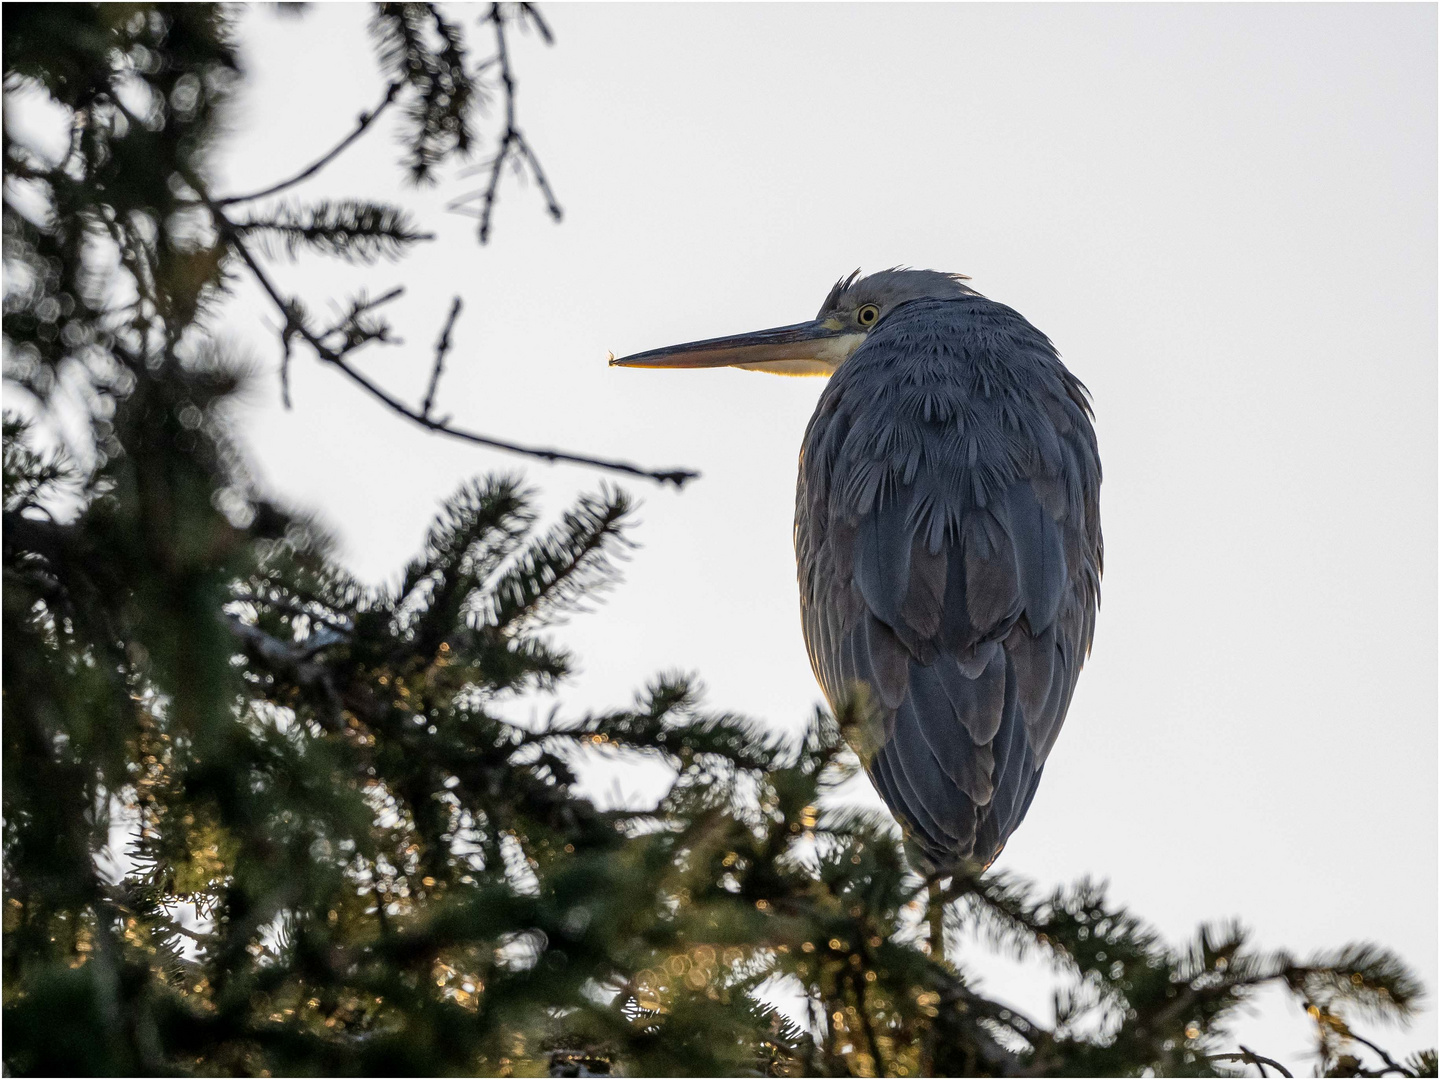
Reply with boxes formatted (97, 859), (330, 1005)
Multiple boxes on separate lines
(857, 304), (879, 326)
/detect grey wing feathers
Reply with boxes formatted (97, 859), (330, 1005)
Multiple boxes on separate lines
(796, 297), (1101, 869)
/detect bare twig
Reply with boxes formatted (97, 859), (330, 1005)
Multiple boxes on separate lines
(1206, 1049), (1294, 1078)
(215, 81), (403, 207)
(1346, 1030), (1412, 1077)
(279, 320), (297, 408)
(223, 221), (697, 486)
(475, 5), (517, 243)
(517, 136), (562, 223)
(517, 3), (555, 45)
(319, 287), (405, 339)
(447, 3), (563, 241)
(422, 296), (462, 420)
(1245, 1044), (1270, 1077)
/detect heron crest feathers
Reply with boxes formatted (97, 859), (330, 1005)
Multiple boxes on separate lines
(818, 267), (978, 321)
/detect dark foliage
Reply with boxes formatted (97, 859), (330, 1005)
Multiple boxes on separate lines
(3, 4), (1431, 1076)
(370, 2), (477, 183)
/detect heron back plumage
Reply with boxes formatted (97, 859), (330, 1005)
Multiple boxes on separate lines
(795, 293), (1102, 869)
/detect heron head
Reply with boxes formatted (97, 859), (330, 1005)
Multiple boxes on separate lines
(608, 268), (976, 377)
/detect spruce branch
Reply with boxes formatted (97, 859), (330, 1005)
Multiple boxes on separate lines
(1282, 943), (1426, 1022)
(229, 589), (355, 634)
(487, 485), (634, 633)
(370, 2), (478, 182)
(233, 199), (434, 264)
(223, 612), (346, 729)
(394, 473), (533, 659)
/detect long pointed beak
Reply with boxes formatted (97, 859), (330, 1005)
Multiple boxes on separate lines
(609, 319), (865, 377)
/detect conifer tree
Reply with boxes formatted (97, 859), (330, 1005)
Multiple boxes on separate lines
(3, 5), (1432, 1076)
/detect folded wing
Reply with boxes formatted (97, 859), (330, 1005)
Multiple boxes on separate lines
(796, 298), (1101, 868)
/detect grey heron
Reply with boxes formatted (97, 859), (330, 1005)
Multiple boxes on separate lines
(612, 269), (1101, 871)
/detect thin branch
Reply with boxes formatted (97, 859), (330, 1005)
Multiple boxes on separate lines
(1249, 1046), (1270, 1077)
(279, 322), (296, 408)
(422, 296), (462, 420)
(476, 4), (517, 244)
(116, 62), (693, 488)
(447, 3), (562, 241)
(319, 287), (405, 339)
(225, 221), (697, 486)
(517, 134), (562, 223)
(225, 614), (340, 672)
(1207, 1049), (1295, 1078)
(851, 969), (887, 1077)
(517, 3), (555, 45)
(105, 895), (216, 948)
(214, 81), (403, 207)
(1346, 1030), (1412, 1077)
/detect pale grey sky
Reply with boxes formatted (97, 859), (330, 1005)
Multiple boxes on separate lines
(213, 3), (1436, 1068)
